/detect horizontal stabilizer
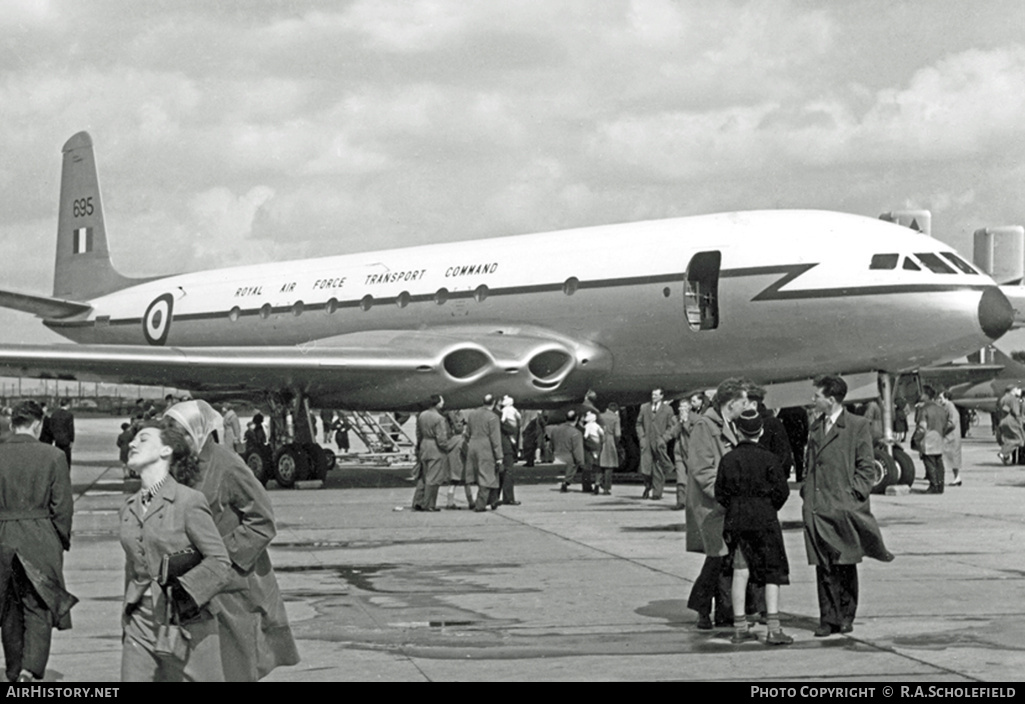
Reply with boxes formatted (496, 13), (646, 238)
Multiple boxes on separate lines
(0, 289), (92, 319)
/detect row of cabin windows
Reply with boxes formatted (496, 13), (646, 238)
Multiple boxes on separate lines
(227, 277), (587, 321)
(869, 251), (978, 275)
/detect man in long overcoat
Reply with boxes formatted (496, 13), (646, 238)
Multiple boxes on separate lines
(0, 401), (75, 682)
(465, 395), (503, 512)
(47, 400), (75, 471)
(938, 390), (962, 486)
(164, 401), (299, 681)
(413, 395), (460, 511)
(803, 376), (893, 637)
(635, 388), (677, 500)
(686, 378), (748, 628)
(552, 411), (586, 492)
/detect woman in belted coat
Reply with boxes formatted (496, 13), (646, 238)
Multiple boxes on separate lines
(119, 423), (232, 681)
(164, 401), (299, 681)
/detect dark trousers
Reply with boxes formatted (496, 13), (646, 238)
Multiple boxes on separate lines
(599, 467), (614, 493)
(0, 559), (53, 681)
(475, 487), (500, 511)
(687, 555), (732, 623)
(922, 454), (945, 492)
(815, 564), (859, 628)
(501, 453), (516, 503)
(55, 443), (71, 470)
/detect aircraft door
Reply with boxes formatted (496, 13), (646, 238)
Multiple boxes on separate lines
(684, 251), (721, 331)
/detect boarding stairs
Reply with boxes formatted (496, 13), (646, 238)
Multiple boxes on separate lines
(336, 410), (416, 466)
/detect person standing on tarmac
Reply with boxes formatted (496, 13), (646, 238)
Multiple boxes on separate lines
(553, 410), (586, 493)
(938, 389), (962, 486)
(636, 388), (677, 501)
(163, 400), (299, 681)
(499, 396), (522, 506)
(465, 395), (503, 512)
(47, 400), (75, 472)
(0, 401), (75, 682)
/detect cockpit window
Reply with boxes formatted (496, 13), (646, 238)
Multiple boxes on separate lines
(870, 254), (899, 270)
(940, 252), (979, 275)
(914, 252), (957, 274)
(902, 256), (921, 271)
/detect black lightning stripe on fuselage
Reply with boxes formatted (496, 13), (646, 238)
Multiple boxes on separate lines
(43, 264), (993, 330)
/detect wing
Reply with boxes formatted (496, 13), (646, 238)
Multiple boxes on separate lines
(0, 326), (612, 410)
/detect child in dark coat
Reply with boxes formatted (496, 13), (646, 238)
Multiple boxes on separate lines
(715, 408), (793, 645)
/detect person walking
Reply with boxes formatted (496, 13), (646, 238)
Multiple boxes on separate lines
(163, 400), (299, 681)
(715, 409), (793, 646)
(686, 378), (751, 629)
(0, 401), (75, 683)
(913, 385), (949, 494)
(803, 375), (894, 637)
(636, 388), (677, 500)
(119, 423), (232, 681)
(465, 395), (503, 512)
(47, 400), (75, 471)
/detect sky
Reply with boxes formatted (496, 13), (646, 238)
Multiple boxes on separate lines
(4, 0), (1025, 347)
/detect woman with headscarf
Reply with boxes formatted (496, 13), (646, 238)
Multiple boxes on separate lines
(119, 422), (232, 681)
(163, 400), (299, 681)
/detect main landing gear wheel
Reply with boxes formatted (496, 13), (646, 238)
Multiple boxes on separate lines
(244, 446), (273, 487)
(273, 445), (309, 488)
(891, 444), (916, 486)
(307, 445), (331, 481)
(870, 448), (900, 494)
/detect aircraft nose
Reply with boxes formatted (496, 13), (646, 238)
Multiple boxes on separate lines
(979, 286), (1015, 339)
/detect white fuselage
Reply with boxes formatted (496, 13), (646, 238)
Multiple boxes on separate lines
(43, 210), (1005, 406)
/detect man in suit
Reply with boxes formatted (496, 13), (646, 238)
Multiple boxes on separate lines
(635, 388), (677, 500)
(914, 385), (949, 494)
(412, 395), (458, 512)
(803, 375), (894, 637)
(465, 395), (503, 512)
(0, 401), (74, 682)
(47, 400), (75, 474)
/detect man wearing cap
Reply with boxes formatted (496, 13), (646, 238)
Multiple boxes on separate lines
(804, 375), (894, 637)
(465, 395), (503, 512)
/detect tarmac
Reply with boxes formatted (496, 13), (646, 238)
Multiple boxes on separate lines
(25, 418), (1025, 682)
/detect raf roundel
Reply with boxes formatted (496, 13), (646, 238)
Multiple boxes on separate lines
(143, 293), (174, 346)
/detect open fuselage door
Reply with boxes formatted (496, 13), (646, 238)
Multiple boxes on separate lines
(684, 251), (721, 331)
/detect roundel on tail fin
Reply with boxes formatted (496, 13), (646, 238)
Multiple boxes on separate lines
(143, 294), (174, 346)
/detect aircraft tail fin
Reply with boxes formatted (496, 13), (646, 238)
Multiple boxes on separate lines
(54, 132), (138, 300)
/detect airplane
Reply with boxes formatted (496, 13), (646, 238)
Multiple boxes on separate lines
(0, 131), (1017, 485)
(946, 347), (1025, 416)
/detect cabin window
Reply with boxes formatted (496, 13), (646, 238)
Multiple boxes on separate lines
(870, 254), (899, 270)
(396, 291), (410, 308)
(940, 252), (978, 275)
(563, 277), (579, 296)
(474, 285), (489, 303)
(228, 306), (241, 322)
(360, 295), (374, 312)
(435, 288), (449, 305)
(259, 303), (272, 320)
(663, 287), (671, 298)
(325, 298), (338, 314)
(684, 250), (721, 331)
(292, 301), (304, 316)
(915, 252), (957, 274)
(902, 257), (921, 271)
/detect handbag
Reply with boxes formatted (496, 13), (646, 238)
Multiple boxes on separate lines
(154, 585), (192, 661)
(158, 547), (202, 587)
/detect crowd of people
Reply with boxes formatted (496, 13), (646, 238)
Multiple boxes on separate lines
(0, 372), (993, 678)
(0, 397), (299, 682)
